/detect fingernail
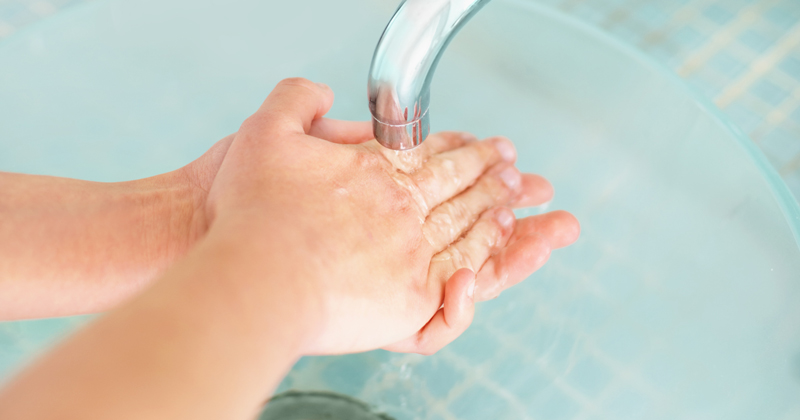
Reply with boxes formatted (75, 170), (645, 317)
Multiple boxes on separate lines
(498, 167), (521, 190)
(315, 82), (330, 91)
(496, 209), (515, 228)
(494, 138), (516, 162)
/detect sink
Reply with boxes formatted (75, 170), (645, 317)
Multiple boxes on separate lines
(1, 0), (799, 418)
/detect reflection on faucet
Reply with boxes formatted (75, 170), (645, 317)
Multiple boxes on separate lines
(368, 0), (492, 150)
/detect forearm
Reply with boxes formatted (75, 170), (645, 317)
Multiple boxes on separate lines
(0, 225), (315, 420)
(0, 170), (206, 319)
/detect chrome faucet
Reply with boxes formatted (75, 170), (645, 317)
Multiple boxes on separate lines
(368, 0), (492, 150)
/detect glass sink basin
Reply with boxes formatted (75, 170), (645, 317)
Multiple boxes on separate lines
(1, 0), (799, 418)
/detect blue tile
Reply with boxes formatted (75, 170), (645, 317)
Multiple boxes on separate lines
(527, 386), (582, 420)
(702, 4), (736, 25)
(670, 26), (708, 50)
(537, 330), (580, 372)
(520, 322), (561, 357)
(631, 4), (669, 27)
(709, 51), (747, 78)
(609, 24), (646, 46)
(600, 388), (653, 419)
(572, 3), (608, 25)
(417, 357), (464, 399)
(626, 292), (676, 332)
(0, 3), (26, 19)
(751, 79), (790, 106)
(639, 353), (690, 394)
(595, 323), (649, 363)
(688, 75), (726, 98)
(502, 362), (554, 401)
(764, 4), (800, 30)
(449, 325), (500, 366)
(594, 263), (641, 303)
(319, 354), (374, 395)
(723, 101), (764, 133)
(490, 352), (535, 387)
(565, 357), (613, 398)
(562, 294), (613, 333)
(556, 241), (604, 272)
(779, 55), (800, 81)
(738, 29), (774, 53)
(449, 385), (514, 420)
(759, 127), (800, 168)
(484, 297), (539, 335)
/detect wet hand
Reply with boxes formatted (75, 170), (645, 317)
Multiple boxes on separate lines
(203, 78), (580, 355)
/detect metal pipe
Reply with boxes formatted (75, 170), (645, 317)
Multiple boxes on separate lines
(368, 0), (492, 150)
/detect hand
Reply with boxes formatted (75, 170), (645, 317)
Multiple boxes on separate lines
(203, 78), (580, 355)
(0, 78), (580, 420)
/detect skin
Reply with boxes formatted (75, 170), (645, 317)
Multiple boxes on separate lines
(0, 78), (580, 419)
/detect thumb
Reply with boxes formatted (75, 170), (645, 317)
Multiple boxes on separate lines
(255, 78), (334, 134)
(382, 268), (476, 355)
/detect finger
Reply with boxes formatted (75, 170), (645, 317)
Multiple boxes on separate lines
(474, 233), (551, 301)
(255, 78), (334, 134)
(308, 119), (374, 144)
(511, 174), (554, 208)
(379, 131), (477, 174)
(423, 165), (522, 253)
(413, 136), (517, 211)
(382, 268), (476, 355)
(415, 131), (477, 158)
(428, 207), (515, 287)
(510, 210), (580, 249)
(473, 211), (580, 301)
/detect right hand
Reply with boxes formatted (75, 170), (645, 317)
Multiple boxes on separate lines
(202, 78), (580, 355)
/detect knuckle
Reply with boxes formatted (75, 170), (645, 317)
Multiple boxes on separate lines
(477, 138), (500, 159)
(352, 150), (383, 170)
(483, 173), (511, 199)
(431, 248), (462, 276)
(439, 131), (468, 148)
(424, 209), (452, 240)
(239, 114), (262, 132)
(450, 247), (474, 272)
(278, 77), (315, 90)
(450, 199), (471, 225)
(394, 171), (431, 215)
(485, 213), (506, 236)
(242, 109), (293, 133)
(387, 186), (416, 216)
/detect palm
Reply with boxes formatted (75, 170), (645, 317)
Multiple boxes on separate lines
(199, 79), (579, 355)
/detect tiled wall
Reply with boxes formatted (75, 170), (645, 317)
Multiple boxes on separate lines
(2, 0), (800, 201)
(539, 0), (800, 200)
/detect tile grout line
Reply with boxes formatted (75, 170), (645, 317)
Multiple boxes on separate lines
(639, 0), (717, 48)
(716, 19), (800, 108)
(677, 0), (781, 77)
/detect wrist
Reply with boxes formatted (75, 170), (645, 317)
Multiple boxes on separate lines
(123, 170), (210, 272)
(201, 217), (327, 353)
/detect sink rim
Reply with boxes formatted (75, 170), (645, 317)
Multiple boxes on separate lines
(499, 0), (800, 249)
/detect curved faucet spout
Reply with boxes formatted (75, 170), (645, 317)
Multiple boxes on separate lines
(368, 0), (491, 150)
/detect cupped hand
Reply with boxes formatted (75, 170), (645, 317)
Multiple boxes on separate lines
(202, 78), (579, 355)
